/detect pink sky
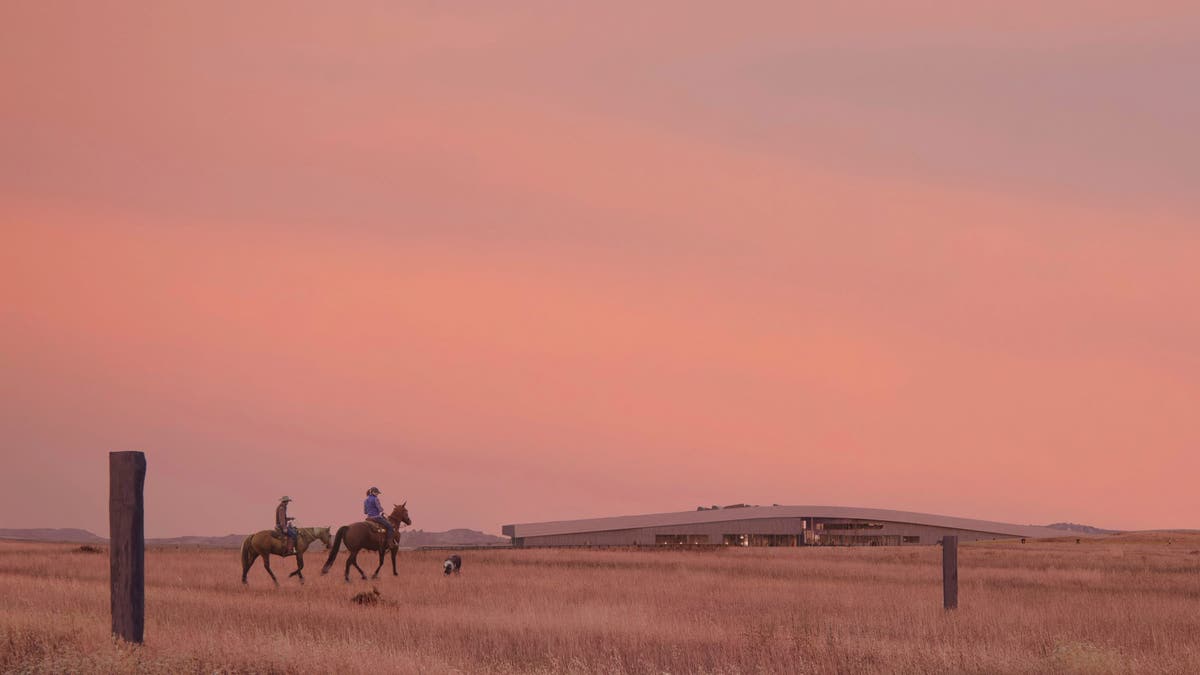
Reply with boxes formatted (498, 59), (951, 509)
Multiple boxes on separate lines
(2, 3), (1198, 537)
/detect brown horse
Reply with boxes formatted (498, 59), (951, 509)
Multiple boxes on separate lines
(240, 526), (331, 585)
(321, 502), (411, 581)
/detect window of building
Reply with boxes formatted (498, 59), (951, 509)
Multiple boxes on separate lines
(656, 534), (710, 546)
(721, 534), (798, 546)
(822, 522), (885, 530)
(818, 534), (901, 546)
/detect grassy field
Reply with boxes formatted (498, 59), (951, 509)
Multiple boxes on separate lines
(2, 534), (1199, 674)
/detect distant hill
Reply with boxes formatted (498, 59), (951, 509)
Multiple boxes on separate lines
(400, 528), (508, 547)
(0, 528), (105, 543)
(1045, 522), (1121, 535)
(148, 534), (248, 548)
(0, 527), (507, 548)
(0, 529), (249, 548)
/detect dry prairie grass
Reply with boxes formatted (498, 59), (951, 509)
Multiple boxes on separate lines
(2, 534), (1199, 674)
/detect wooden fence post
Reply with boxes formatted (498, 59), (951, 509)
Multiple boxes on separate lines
(942, 535), (958, 610)
(110, 451), (146, 643)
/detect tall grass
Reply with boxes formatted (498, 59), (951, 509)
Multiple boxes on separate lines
(2, 534), (1198, 673)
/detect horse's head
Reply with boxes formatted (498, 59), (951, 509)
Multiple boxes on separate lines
(297, 526), (333, 550)
(315, 526), (332, 549)
(390, 501), (412, 526)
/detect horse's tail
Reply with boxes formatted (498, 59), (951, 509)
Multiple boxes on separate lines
(322, 525), (348, 574)
(240, 535), (255, 572)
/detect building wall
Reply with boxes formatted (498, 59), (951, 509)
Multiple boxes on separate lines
(813, 519), (1012, 546)
(512, 516), (1028, 547)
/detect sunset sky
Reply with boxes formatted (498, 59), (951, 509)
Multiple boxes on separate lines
(2, 3), (1198, 537)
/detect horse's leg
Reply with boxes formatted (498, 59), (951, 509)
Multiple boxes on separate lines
(262, 553), (280, 586)
(391, 547), (398, 576)
(350, 550), (368, 580)
(371, 547), (385, 579)
(289, 551), (305, 582)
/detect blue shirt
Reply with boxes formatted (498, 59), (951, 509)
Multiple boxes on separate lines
(364, 495), (384, 518)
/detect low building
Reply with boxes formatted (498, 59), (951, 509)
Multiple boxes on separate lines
(502, 505), (1071, 547)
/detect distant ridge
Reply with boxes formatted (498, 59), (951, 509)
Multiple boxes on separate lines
(148, 534), (247, 548)
(0, 529), (249, 547)
(1045, 522), (1121, 535)
(399, 528), (508, 547)
(0, 528), (105, 543)
(0, 527), (506, 548)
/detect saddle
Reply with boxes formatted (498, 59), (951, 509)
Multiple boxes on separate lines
(365, 519), (397, 545)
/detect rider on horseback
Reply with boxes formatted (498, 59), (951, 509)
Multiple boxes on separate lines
(363, 487), (395, 549)
(276, 496), (297, 555)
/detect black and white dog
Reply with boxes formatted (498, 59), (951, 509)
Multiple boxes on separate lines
(442, 554), (462, 576)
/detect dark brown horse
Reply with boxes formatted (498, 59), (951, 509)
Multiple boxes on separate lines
(240, 526), (332, 585)
(321, 502), (411, 581)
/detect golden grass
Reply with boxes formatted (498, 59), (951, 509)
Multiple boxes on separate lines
(2, 534), (1199, 674)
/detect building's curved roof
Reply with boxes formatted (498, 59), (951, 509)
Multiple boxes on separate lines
(503, 505), (1076, 540)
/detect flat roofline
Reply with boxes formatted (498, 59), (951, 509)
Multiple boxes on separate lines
(503, 505), (1078, 540)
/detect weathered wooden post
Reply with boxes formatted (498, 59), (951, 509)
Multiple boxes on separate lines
(109, 451), (146, 643)
(942, 535), (958, 610)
